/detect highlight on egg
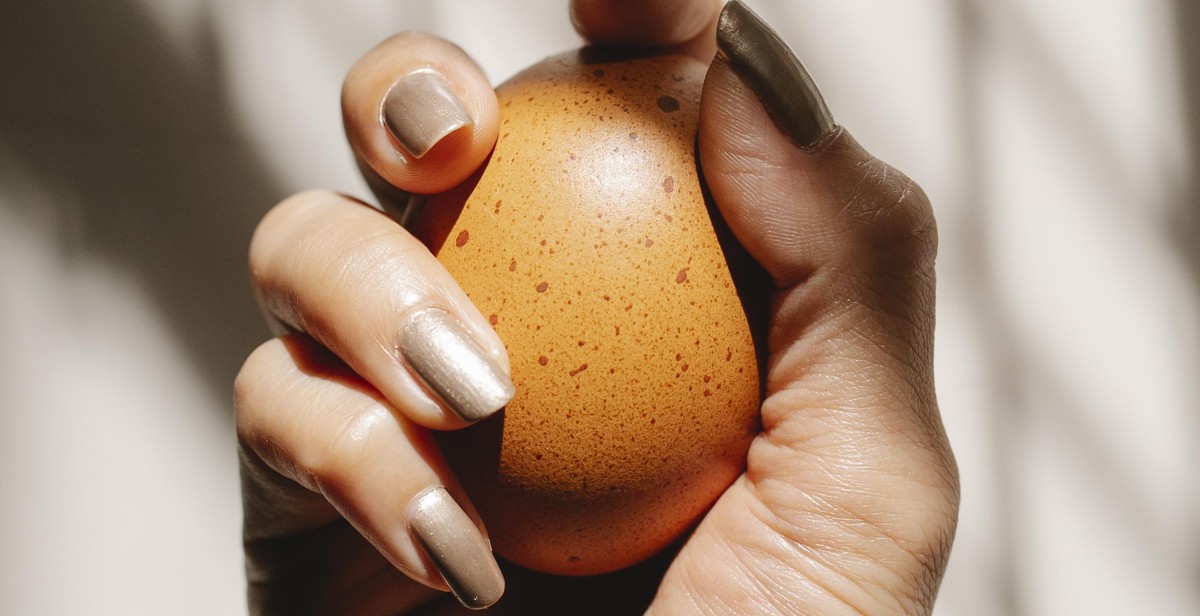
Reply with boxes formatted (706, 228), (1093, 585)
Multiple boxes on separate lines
(405, 49), (766, 576)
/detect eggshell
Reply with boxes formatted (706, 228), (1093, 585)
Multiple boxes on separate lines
(406, 50), (764, 576)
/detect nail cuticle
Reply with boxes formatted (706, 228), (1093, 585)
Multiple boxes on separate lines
(804, 123), (844, 154)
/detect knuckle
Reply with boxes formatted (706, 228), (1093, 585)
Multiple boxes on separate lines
(249, 190), (337, 281)
(841, 158), (938, 273)
(234, 334), (385, 493)
(314, 224), (422, 311)
(300, 402), (388, 492)
(250, 188), (432, 350)
(233, 338), (289, 444)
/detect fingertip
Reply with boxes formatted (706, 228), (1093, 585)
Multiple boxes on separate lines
(714, 0), (836, 150)
(701, 53), (935, 289)
(570, 0), (722, 50)
(343, 32), (500, 195)
(396, 305), (515, 426)
(381, 70), (474, 160)
(407, 486), (505, 609)
(236, 334), (505, 599)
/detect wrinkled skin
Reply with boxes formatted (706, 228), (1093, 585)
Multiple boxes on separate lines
(236, 1), (959, 613)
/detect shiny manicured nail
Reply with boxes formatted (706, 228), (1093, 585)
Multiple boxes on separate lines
(383, 71), (473, 159)
(398, 307), (514, 422)
(408, 487), (504, 609)
(716, 0), (836, 149)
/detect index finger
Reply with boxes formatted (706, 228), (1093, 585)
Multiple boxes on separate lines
(570, 0), (723, 58)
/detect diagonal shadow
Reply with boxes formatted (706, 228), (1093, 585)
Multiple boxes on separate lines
(950, 3), (1025, 615)
(1166, 0), (1200, 597)
(955, 0), (1200, 610)
(0, 0), (285, 418)
(977, 0), (1144, 210)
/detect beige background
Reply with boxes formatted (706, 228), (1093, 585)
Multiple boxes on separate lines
(1, 0), (1197, 613)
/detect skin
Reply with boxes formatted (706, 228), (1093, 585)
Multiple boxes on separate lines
(237, 1), (960, 613)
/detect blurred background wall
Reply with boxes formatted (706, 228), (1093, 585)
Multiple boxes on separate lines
(1, 0), (1196, 613)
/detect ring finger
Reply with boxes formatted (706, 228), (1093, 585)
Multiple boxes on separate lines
(237, 334), (504, 609)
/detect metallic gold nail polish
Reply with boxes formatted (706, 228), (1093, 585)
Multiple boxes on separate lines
(382, 71), (473, 159)
(408, 487), (504, 609)
(398, 307), (514, 423)
(716, 0), (836, 149)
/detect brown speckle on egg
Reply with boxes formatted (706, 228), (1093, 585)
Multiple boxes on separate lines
(410, 50), (761, 578)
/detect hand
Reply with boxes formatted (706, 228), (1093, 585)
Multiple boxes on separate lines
(236, 1), (959, 614)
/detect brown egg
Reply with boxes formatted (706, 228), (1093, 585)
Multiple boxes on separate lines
(406, 50), (764, 576)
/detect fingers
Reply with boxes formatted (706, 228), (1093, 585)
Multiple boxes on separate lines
(343, 31), (500, 195)
(570, 0), (723, 58)
(700, 2), (943, 400)
(236, 335), (504, 609)
(701, 3), (944, 434)
(249, 189), (514, 430)
(703, 2), (935, 295)
(657, 2), (959, 612)
(703, 0), (954, 505)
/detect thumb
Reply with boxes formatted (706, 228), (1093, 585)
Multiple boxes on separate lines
(654, 2), (959, 614)
(702, 5), (936, 292)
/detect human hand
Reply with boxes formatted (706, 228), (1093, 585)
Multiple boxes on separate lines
(236, 1), (959, 613)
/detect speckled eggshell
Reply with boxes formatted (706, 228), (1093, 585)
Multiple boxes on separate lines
(406, 50), (763, 576)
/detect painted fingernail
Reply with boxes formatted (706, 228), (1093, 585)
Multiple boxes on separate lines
(408, 487), (504, 610)
(382, 71), (473, 159)
(716, 0), (836, 149)
(398, 307), (514, 423)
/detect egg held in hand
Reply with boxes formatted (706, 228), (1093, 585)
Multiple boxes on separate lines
(405, 50), (765, 576)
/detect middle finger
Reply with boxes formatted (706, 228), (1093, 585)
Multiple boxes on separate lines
(249, 189), (514, 429)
